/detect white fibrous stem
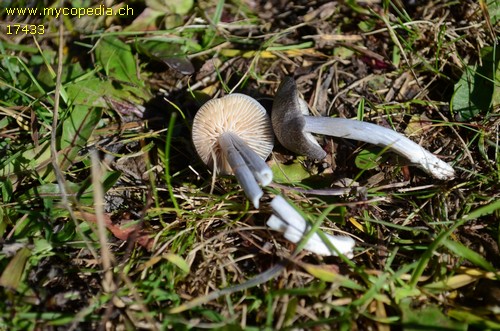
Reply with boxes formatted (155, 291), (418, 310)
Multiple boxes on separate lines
(230, 134), (273, 186)
(217, 132), (273, 208)
(303, 116), (455, 180)
(267, 195), (355, 257)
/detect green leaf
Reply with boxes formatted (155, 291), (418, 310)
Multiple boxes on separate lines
(301, 263), (364, 290)
(79, 171), (122, 203)
(146, 0), (194, 15)
(0, 213), (6, 239)
(19, 171), (121, 207)
(448, 309), (500, 329)
(0, 177), (13, 203)
(424, 274), (478, 291)
(358, 20), (377, 33)
(462, 198), (500, 221)
(66, 76), (150, 106)
(400, 298), (467, 331)
(301, 262), (341, 282)
(124, 8), (164, 32)
(163, 253), (190, 274)
(66, 78), (116, 107)
(74, 170), (122, 206)
(283, 297), (298, 326)
(136, 39), (197, 74)
(443, 239), (496, 272)
(34, 55), (85, 91)
(344, 0), (371, 14)
(451, 46), (499, 121)
(487, 0), (499, 25)
(95, 36), (142, 86)
(31, 238), (54, 263)
(355, 149), (381, 170)
(59, 104), (101, 151)
(0, 140), (51, 180)
(19, 182), (81, 201)
(0, 247), (31, 290)
(393, 287), (421, 304)
(57, 104), (102, 173)
(333, 46), (355, 60)
(271, 161), (311, 183)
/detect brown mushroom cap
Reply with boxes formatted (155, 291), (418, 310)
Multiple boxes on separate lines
(272, 77), (327, 160)
(192, 93), (274, 175)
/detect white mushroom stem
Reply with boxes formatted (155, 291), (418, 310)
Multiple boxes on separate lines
(303, 116), (455, 180)
(272, 77), (455, 180)
(267, 195), (355, 257)
(229, 133), (273, 186)
(217, 132), (272, 208)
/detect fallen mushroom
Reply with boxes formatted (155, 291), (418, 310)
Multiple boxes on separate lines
(267, 195), (355, 257)
(272, 77), (455, 180)
(192, 93), (274, 208)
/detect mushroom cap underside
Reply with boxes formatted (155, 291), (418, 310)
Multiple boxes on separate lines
(192, 93), (274, 174)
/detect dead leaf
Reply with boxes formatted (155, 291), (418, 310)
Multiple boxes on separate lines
(76, 211), (154, 250)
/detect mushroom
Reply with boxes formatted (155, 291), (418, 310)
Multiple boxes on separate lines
(267, 195), (355, 257)
(272, 77), (455, 180)
(192, 93), (274, 208)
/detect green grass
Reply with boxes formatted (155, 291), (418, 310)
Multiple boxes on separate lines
(1, 0), (499, 330)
